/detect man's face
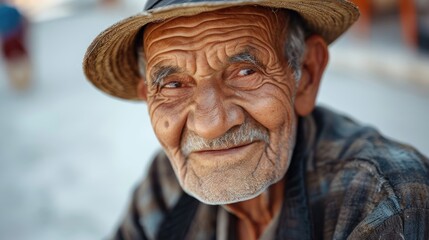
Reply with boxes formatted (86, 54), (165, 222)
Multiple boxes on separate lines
(143, 7), (299, 204)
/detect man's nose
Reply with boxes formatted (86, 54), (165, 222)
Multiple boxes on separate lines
(187, 82), (245, 140)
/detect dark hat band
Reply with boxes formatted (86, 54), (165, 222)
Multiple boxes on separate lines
(145, 0), (247, 10)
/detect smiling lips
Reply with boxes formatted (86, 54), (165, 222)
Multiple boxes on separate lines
(187, 140), (266, 170)
(191, 141), (258, 156)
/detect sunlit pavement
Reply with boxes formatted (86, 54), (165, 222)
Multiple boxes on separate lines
(0, 5), (428, 240)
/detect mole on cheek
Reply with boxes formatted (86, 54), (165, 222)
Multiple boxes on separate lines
(164, 120), (170, 129)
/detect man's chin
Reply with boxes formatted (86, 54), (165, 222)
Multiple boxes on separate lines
(184, 185), (270, 205)
(182, 172), (282, 205)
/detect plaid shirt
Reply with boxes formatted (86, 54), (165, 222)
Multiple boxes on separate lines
(113, 106), (429, 240)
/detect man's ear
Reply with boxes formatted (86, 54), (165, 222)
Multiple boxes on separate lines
(294, 35), (329, 116)
(137, 78), (148, 101)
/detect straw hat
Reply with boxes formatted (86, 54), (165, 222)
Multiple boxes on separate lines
(83, 0), (359, 100)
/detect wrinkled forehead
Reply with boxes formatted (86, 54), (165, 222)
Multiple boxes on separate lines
(143, 6), (290, 50)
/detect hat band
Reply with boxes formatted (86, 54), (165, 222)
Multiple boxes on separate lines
(145, 0), (245, 10)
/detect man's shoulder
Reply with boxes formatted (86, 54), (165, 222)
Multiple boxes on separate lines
(308, 107), (429, 239)
(312, 107), (429, 174)
(310, 106), (429, 183)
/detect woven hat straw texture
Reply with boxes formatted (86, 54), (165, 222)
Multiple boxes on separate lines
(83, 0), (359, 100)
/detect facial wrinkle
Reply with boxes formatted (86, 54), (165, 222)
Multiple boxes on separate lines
(255, 80), (289, 102)
(149, 94), (186, 117)
(263, 131), (279, 166)
(239, 9), (284, 46)
(177, 154), (187, 182)
(146, 49), (187, 68)
(150, 28), (266, 53)
(147, 22), (263, 48)
(153, 102), (192, 134)
(278, 80), (296, 99)
(217, 46), (228, 68)
(206, 48), (223, 74)
(260, 76), (295, 98)
(250, 150), (271, 178)
(191, 26), (261, 41)
(148, 99), (164, 117)
(264, 143), (278, 168)
(277, 114), (294, 154)
(194, 51), (217, 78)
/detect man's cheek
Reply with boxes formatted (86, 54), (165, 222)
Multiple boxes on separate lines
(150, 105), (186, 151)
(242, 83), (295, 128)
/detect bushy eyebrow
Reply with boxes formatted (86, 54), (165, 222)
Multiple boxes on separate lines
(150, 65), (179, 87)
(228, 51), (263, 68)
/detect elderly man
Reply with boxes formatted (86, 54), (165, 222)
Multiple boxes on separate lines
(83, 0), (429, 239)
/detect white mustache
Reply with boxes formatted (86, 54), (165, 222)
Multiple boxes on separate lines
(181, 121), (269, 156)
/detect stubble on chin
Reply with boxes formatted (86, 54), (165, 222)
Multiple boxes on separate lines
(170, 117), (297, 205)
(177, 119), (273, 204)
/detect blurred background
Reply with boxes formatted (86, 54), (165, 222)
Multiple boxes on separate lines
(0, 0), (428, 239)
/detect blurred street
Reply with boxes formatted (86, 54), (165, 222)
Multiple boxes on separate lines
(0, 2), (428, 240)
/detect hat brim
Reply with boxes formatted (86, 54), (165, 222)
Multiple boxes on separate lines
(83, 0), (359, 100)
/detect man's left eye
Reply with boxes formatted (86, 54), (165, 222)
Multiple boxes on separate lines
(238, 68), (255, 76)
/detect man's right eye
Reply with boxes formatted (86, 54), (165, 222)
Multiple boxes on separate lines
(237, 68), (256, 77)
(162, 81), (182, 89)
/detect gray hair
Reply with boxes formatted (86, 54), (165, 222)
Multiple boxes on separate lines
(137, 10), (307, 83)
(284, 11), (307, 82)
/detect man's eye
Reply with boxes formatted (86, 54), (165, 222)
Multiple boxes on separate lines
(238, 68), (255, 76)
(162, 81), (182, 89)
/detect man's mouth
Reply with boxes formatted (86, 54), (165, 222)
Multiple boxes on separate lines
(186, 141), (266, 168)
(191, 141), (257, 155)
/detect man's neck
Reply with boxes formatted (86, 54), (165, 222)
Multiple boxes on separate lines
(223, 179), (285, 239)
